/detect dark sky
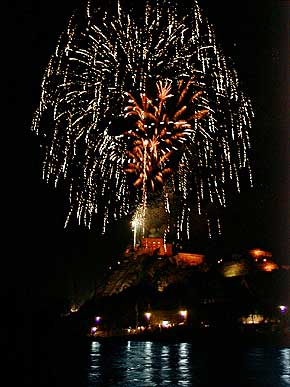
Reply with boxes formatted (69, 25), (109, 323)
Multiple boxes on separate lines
(7, 0), (289, 310)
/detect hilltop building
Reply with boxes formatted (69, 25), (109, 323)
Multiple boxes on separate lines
(248, 248), (279, 272)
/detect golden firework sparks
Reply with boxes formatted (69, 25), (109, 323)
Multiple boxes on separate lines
(32, 0), (254, 241)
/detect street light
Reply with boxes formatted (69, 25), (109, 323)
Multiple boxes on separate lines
(179, 310), (188, 325)
(145, 312), (151, 322)
(144, 312), (151, 329)
(179, 310), (188, 318)
(278, 305), (287, 313)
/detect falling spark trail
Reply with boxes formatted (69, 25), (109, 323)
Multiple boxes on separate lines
(32, 0), (253, 242)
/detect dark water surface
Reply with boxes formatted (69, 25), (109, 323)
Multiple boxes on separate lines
(10, 335), (290, 386)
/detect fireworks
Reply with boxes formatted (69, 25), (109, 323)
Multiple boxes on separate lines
(122, 78), (208, 192)
(32, 0), (254, 242)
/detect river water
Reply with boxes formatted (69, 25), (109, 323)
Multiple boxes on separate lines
(11, 334), (290, 386)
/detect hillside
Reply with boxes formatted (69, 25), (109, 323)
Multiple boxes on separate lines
(64, 248), (289, 339)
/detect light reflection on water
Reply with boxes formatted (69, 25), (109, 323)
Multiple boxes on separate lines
(281, 348), (290, 384)
(87, 341), (290, 386)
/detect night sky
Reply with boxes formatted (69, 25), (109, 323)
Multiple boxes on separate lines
(7, 0), (289, 312)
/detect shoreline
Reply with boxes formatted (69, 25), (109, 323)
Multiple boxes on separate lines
(88, 325), (290, 347)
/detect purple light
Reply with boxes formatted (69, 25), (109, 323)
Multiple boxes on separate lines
(279, 305), (287, 313)
(95, 316), (101, 322)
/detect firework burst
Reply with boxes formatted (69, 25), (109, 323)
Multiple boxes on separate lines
(122, 78), (208, 192)
(32, 0), (254, 243)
